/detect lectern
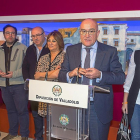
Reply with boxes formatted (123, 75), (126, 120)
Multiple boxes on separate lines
(28, 79), (109, 140)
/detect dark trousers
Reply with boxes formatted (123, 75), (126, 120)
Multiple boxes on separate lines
(89, 102), (110, 140)
(130, 104), (140, 140)
(1, 84), (29, 137)
(32, 111), (43, 140)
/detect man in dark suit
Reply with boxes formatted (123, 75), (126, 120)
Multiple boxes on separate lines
(58, 19), (125, 140)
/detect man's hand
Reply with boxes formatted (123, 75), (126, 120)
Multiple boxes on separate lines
(79, 68), (86, 77)
(0, 70), (6, 77)
(68, 68), (78, 78)
(68, 68), (86, 78)
(85, 68), (101, 79)
(2, 71), (13, 78)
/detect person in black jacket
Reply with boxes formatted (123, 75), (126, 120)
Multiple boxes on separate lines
(22, 27), (50, 140)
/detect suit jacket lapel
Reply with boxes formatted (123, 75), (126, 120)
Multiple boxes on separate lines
(94, 42), (106, 70)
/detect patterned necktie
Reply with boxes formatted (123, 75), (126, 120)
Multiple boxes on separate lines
(82, 48), (91, 85)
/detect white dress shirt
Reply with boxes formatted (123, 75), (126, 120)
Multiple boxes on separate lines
(66, 41), (102, 100)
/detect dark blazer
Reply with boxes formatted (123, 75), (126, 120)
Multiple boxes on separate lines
(58, 42), (125, 124)
(22, 44), (50, 111)
(128, 50), (140, 123)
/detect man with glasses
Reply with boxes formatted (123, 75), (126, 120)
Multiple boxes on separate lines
(0, 25), (29, 140)
(22, 27), (50, 140)
(59, 19), (125, 140)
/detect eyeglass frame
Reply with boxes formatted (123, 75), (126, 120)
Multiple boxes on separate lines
(80, 29), (98, 35)
(31, 32), (44, 39)
(5, 32), (16, 36)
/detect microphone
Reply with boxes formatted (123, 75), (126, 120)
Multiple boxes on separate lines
(76, 64), (81, 84)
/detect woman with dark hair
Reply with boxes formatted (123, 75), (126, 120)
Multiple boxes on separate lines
(34, 30), (65, 116)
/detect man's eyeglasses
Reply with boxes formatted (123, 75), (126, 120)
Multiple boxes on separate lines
(31, 32), (44, 38)
(80, 30), (97, 35)
(5, 32), (16, 36)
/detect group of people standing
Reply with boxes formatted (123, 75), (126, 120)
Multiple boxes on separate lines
(0, 18), (139, 140)
(0, 25), (65, 140)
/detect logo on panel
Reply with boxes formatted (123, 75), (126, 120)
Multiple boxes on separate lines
(59, 114), (69, 126)
(52, 85), (62, 96)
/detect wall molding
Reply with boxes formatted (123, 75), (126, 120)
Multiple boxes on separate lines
(0, 10), (140, 22)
